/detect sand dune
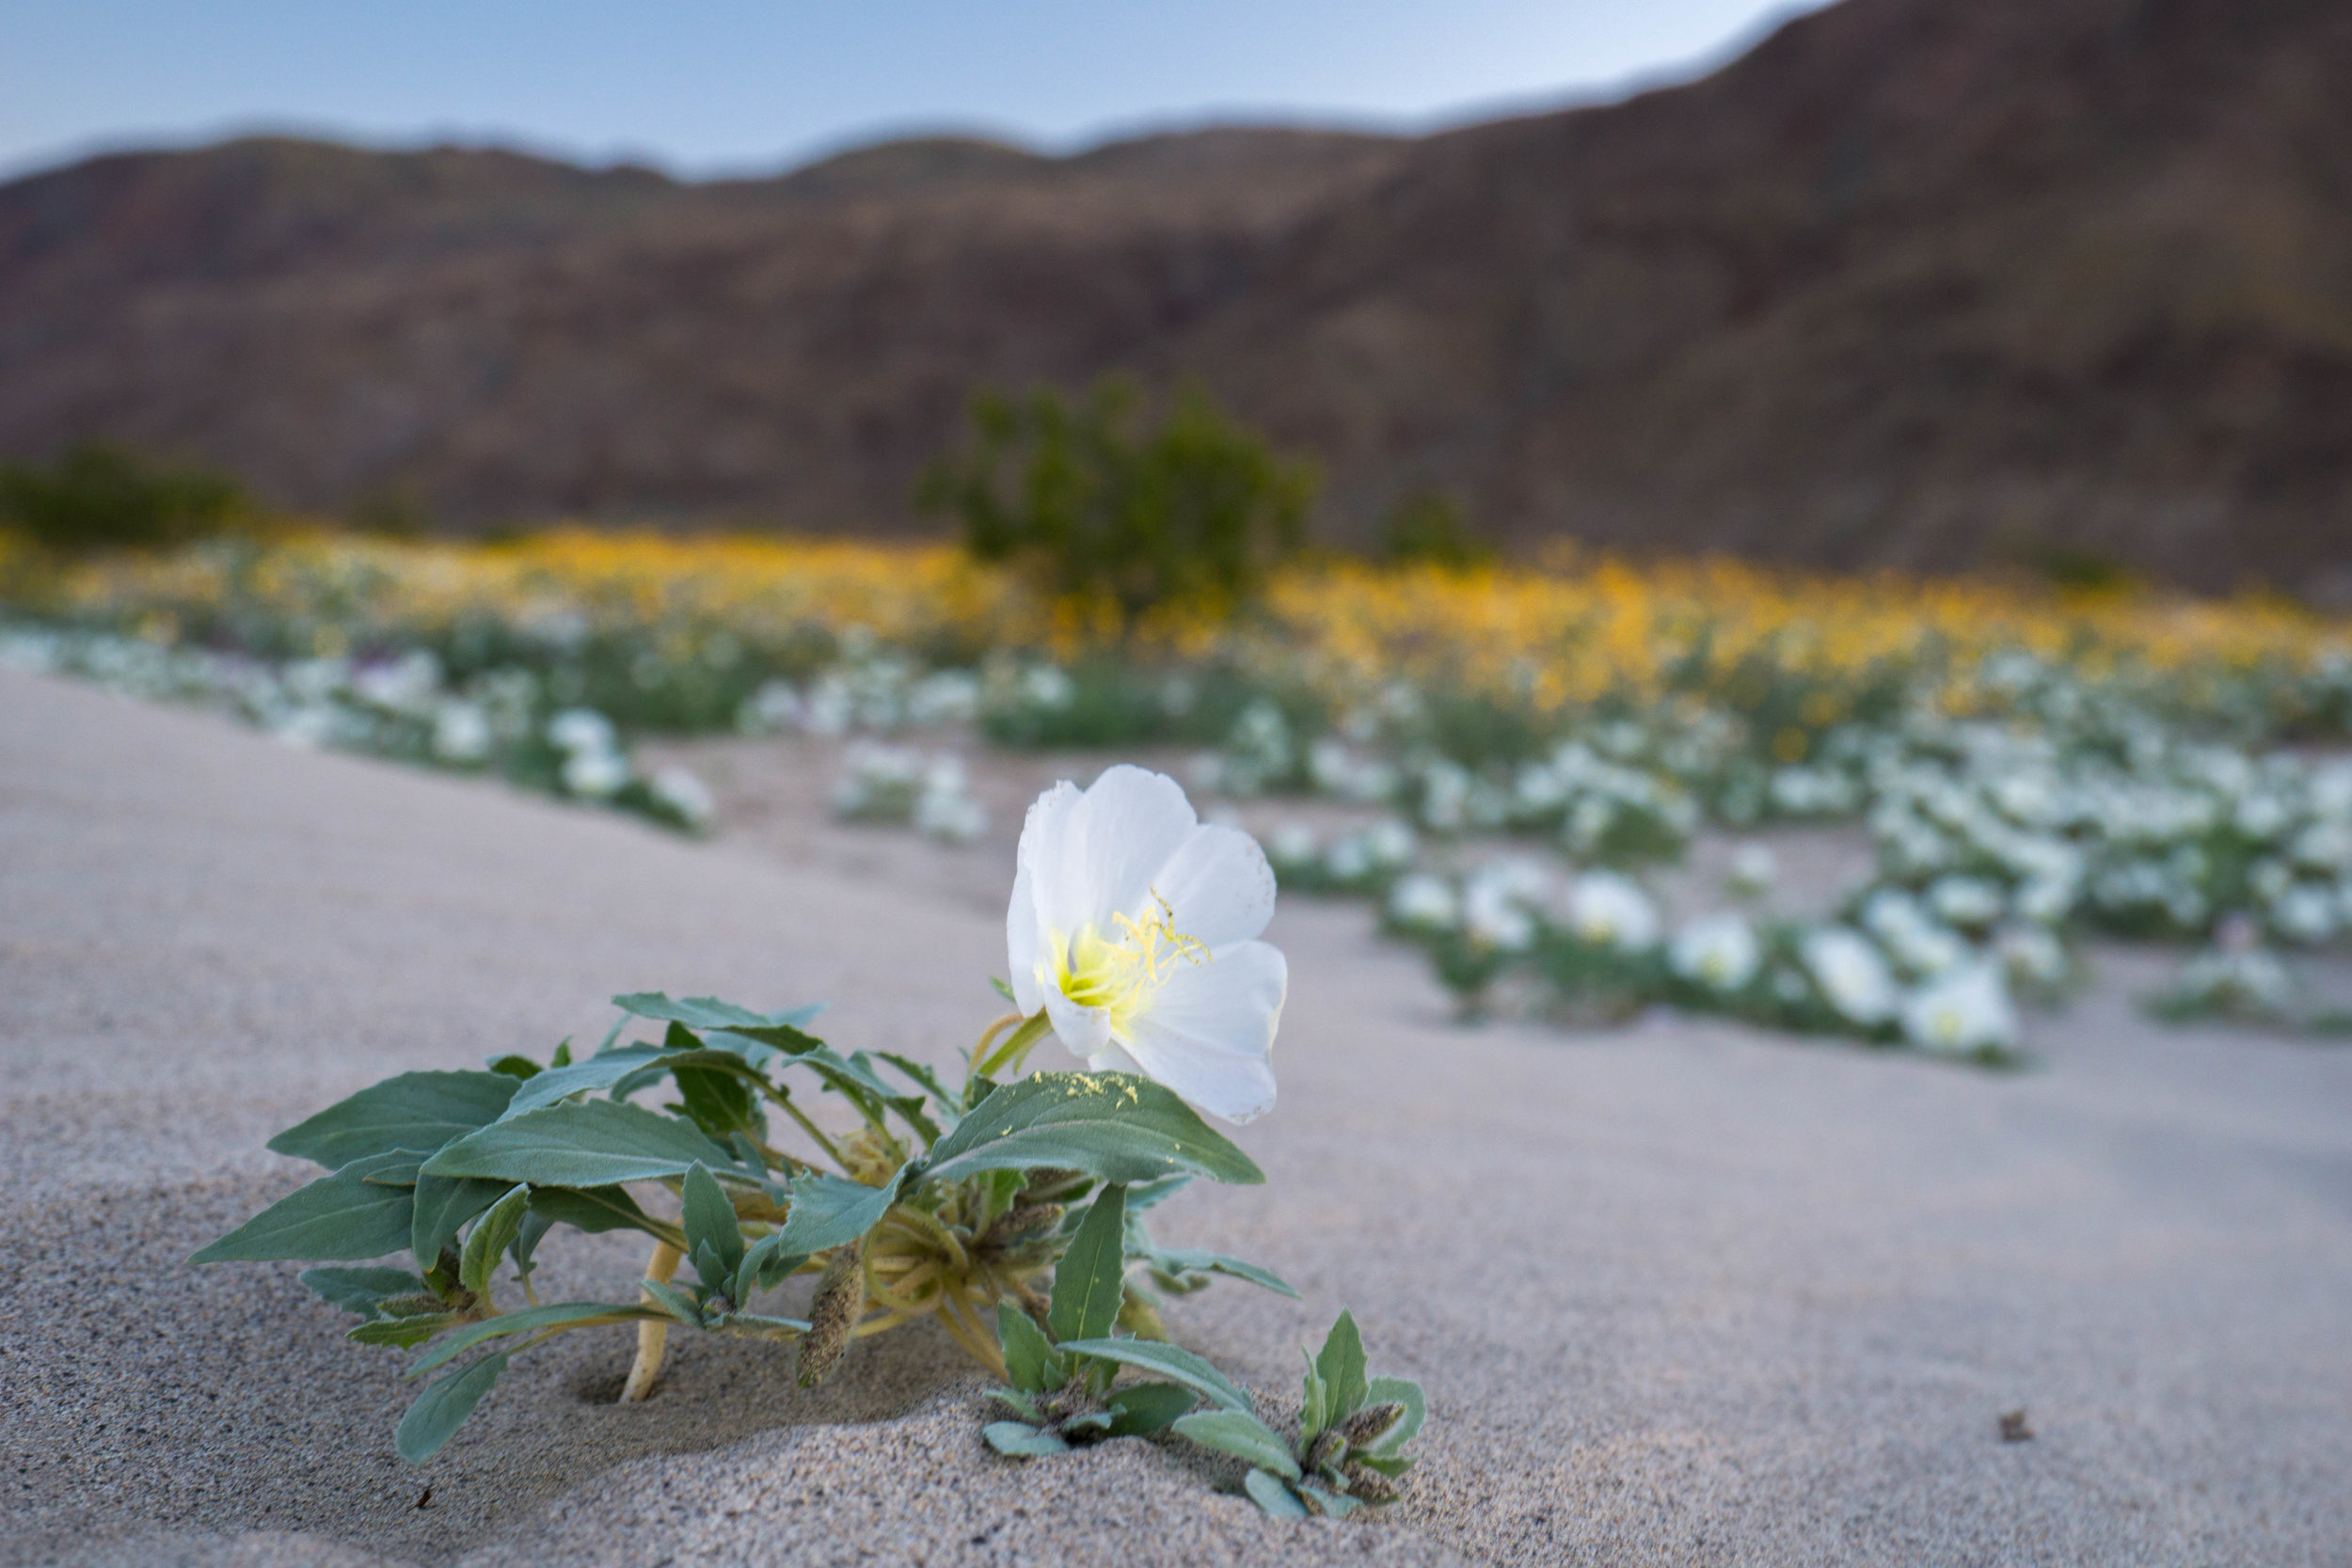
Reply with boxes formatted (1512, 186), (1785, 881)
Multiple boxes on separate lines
(4, 667), (2348, 1565)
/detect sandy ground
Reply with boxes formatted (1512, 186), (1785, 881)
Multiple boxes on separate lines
(6, 671), (2352, 1567)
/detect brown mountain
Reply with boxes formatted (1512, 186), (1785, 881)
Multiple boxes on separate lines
(3, 0), (2348, 590)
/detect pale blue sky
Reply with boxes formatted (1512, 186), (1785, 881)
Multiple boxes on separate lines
(1, 1), (1829, 182)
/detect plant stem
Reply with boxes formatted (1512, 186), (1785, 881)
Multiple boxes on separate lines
(618, 1240), (683, 1403)
(973, 1011), (1052, 1081)
(760, 1083), (849, 1168)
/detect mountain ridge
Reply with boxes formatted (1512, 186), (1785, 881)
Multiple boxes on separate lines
(3, 0), (2346, 591)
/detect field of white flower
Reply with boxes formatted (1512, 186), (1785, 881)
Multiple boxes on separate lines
(10, 530), (2352, 1060)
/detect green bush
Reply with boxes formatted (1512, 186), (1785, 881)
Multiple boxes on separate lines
(1376, 489), (1493, 570)
(0, 443), (246, 551)
(921, 378), (1316, 626)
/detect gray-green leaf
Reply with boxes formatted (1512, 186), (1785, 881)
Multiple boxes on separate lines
(1104, 1382), (1198, 1436)
(1244, 1467), (1310, 1519)
(1173, 1409), (1300, 1479)
(395, 1352), (509, 1463)
(982, 1421), (1069, 1458)
(408, 1301), (660, 1377)
(680, 1163), (745, 1286)
(612, 992), (823, 1031)
(459, 1185), (532, 1296)
(1314, 1310), (1369, 1429)
(918, 1072), (1263, 1187)
(424, 1100), (736, 1187)
(411, 1172), (513, 1271)
(1048, 1184), (1128, 1346)
(299, 1265), (428, 1317)
(1144, 1249), (1299, 1298)
(1361, 1375), (1426, 1458)
(1054, 1338), (1253, 1414)
(995, 1302), (1064, 1396)
(269, 1071), (517, 1170)
(191, 1150), (419, 1263)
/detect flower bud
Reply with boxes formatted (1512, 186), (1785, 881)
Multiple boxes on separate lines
(1302, 1428), (1344, 1473)
(795, 1239), (866, 1387)
(980, 1203), (1062, 1246)
(1337, 1400), (1404, 1449)
(1341, 1462), (1402, 1503)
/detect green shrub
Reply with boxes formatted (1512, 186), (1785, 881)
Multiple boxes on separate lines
(921, 378), (1316, 626)
(1376, 489), (1493, 570)
(0, 443), (246, 551)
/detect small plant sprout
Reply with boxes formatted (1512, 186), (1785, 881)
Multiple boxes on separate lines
(190, 767), (1420, 1524)
(1161, 1309), (1426, 1518)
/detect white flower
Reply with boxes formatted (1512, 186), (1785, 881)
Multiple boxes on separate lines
(1802, 927), (1898, 1025)
(1670, 912), (1760, 991)
(548, 708), (617, 754)
(430, 701), (493, 763)
(1388, 873), (1460, 932)
(1928, 876), (2004, 931)
(563, 748), (630, 799)
(650, 767), (715, 829)
(1725, 843), (1777, 897)
(1463, 877), (1536, 952)
(1566, 871), (1660, 952)
(1008, 766), (1285, 1124)
(1901, 963), (2016, 1054)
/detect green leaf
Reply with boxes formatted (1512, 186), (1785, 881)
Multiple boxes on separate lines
(348, 1312), (460, 1348)
(982, 1421), (1068, 1458)
(1361, 1376), (1426, 1458)
(1104, 1382), (1198, 1436)
(1054, 1338), (1253, 1413)
(1300, 1352), (1329, 1441)
(918, 1072), (1263, 1187)
(875, 1053), (962, 1126)
(765, 1167), (907, 1255)
(640, 1276), (704, 1326)
(411, 1172), (513, 1271)
(1143, 1249), (1299, 1298)
(526, 1183), (675, 1243)
(995, 1302), (1064, 1395)
(268, 1071), (517, 1170)
(711, 1027), (919, 1119)
(396, 1353), (509, 1463)
(986, 1387), (1044, 1423)
(680, 1163), (746, 1291)
(612, 992), (824, 1031)
(1298, 1480), (1360, 1517)
(673, 1066), (764, 1139)
(1048, 1184), (1129, 1346)
(1125, 1175), (1193, 1211)
(191, 1150), (418, 1263)
(459, 1185), (532, 1296)
(424, 1100), (737, 1187)
(485, 1053), (542, 1081)
(1244, 1467), (1310, 1520)
(408, 1301), (660, 1377)
(1174, 1410), (1299, 1479)
(499, 1042), (672, 1118)
(990, 975), (1017, 1003)
(299, 1265), (428, 1316)
(1314, 1310), (1369, 1429)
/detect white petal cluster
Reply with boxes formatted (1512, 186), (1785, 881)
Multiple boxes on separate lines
(1009, 767), (1285, 1124)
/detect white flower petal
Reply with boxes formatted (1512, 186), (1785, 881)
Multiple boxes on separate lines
(1144, 823), (1277, 947)
(1007, 859), (1044, 1016)
(1042, 983), (1114, 1061)
(1120, 941), (1286, 1124)
(1034, 766), (1198, 938)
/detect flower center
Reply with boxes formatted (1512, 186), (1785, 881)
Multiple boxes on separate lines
(1052, 893), (1207, 1031)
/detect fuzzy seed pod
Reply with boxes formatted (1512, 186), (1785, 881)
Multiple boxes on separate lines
(1341, 1462), (1403, 1504)
(794, 1239), (866, 1387)
(1338, 1401), (1405, 1449)
(1302, 1428), (1345, 1473)
(981, 1203), (1062, 1246)
(1115, 1290), (1169, 1342)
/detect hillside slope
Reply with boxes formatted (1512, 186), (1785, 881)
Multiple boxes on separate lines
(2, 0), (2346, 588)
